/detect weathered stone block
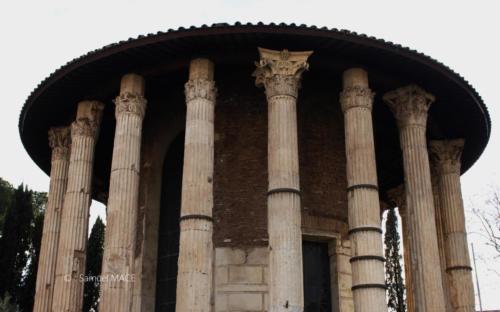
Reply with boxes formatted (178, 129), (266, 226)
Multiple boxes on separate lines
(336, 254), (352, 274)
(215, 293), (228, 312)
(216, 284), (268, 293)
(340, 299), (355, 312)
(246, 247), (268, 265)
(263, 267), (268, 284)
(216, 248), (246, 266)
(229, 265), (262, 284)
(338, 273), (353, 298)
(227, 293), (262, 310)
(216, 266), (228, 285)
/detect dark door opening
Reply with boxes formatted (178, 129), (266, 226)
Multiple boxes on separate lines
(303, 241), (333, 312)
(155, 134), (184, 312)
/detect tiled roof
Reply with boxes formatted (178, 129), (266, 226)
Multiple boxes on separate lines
(19, 22), (491, 136)
(18, 22), (491, 194)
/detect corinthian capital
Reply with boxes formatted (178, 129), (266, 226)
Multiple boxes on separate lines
(185, 79), (217, 103)
(115, 92), (147, 119)
(387, 184), (406, 213)
(339, 68), (374, 112)
(383, 85), (435, 128)
(71, 101), (104, 138)
(253, 47), (313, 98)
(48, 126), (71, 160)
(429, 139), (465, 175)
(340, 86), (374, 112)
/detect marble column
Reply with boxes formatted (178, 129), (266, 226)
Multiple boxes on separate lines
(383, 85), (446, 311)
(175, 58), (216, 312)
(430, 139), (475, 312)
(254, 47), (312, 312)
(33, 127), (71, 312)
(387, 185), (414, 312)
(52, 100), (104, 312)
(339, 68), (386, 312)
(99, 74), (147, 311)
(431, 164), (453, 312)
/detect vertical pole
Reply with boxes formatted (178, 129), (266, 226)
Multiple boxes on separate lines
(471, 243), (483, 312)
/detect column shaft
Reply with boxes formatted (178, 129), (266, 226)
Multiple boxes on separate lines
(388, 186), (414, 312)
(175, 58), (216, 312)
(99, 74), (147, 311)
(267, 84), (303, 311)
(400, 210), (415, 312)
(33, 127), (71, 312)
(52, 101), (104, 312)
(384, 85), (446, 311)
(430, 140), (475, 312)
(254, 47), (312, 312)
(432, 171), (453, 312)
(339, 68), (386, 312)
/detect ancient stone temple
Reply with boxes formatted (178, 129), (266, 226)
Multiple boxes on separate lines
(20, 23), (489, 312)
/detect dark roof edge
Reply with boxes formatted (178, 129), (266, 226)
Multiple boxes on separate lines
(18, 21), (491, 142)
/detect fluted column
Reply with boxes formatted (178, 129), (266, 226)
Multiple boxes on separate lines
(254, 47), (312, 312)
(99, 74), (147, 311)
(339, 68), (386, 312)
(33, 127), (71, 312)
(431, 164), (453, 312)
(52, 100), (104, 312)
(383, 85), (446, 311)
(429, 139), (475, 312)
(387, 185), (414, 312)
(175, 58), (216, 312)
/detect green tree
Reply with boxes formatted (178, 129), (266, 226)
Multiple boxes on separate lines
(83, 216), (105, 312)
(0, 182), (47, 311)
(18, 191), (47, 312)
(0, 293), (18, 312)
(0, 178), (14, 237)
(0, 184), (33, 302)
(384, 207), (406, 312)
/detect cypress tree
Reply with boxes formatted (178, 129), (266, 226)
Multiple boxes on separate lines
(0, 184), (33, 302)
(18, 191), (47, 311)
(83, 216), (105, 311)
(0, 183), (48, 311)
(384, 207), (406, 312)
(0, 178), (14, 236)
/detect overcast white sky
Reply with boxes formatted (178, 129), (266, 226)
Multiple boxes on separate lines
(0, 0), (498, 309)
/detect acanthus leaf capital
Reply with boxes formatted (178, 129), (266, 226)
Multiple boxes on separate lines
(429, 139), (465, 175)
(114, 92), (147, 118)
(253, 48), (312, 98)
(48, 126), (71, 160)
(383, 85), (435, 128)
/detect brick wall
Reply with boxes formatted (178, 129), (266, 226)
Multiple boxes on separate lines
(213, 67), (348, 247)
(213, 68), (269, 247)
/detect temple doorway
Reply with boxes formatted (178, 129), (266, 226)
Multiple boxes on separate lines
(155, 134), (184, 311)
(303, 241), (334, 312)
